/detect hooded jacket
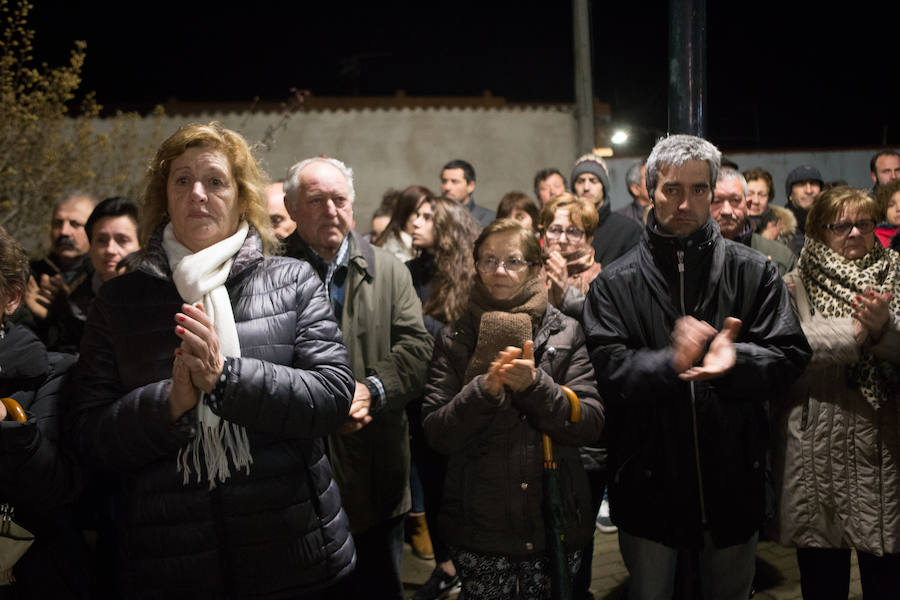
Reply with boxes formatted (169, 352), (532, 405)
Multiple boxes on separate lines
(583, 215), (811, 549)
(70, 228), (356, 599)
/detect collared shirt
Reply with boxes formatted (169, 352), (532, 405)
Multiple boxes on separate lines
(302, 234), (385, 412)
(323, 236), (350, 320)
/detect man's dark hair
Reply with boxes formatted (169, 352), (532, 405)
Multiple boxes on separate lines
(870, 150), (900, 174)
(442, 159), (476, 183)
(533, 168), (566, 199)
(86, 196), (140, 243)
(758, 209), (780, 231)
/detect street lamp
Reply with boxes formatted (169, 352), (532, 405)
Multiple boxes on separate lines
(611, 130), (629, 145)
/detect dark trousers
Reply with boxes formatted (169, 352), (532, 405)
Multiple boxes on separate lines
(409, 398), (451, 563)
(326, 515), (405, 600)
(573, 468), (606, 599)
(797, 547), (900, 600)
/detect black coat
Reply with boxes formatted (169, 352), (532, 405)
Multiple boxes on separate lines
(583, 216), (812, 549)
(21, 254), (95, 354)
(0, 323), (88, 599)
(69, 230), (357, 599)
(590, 201), (642, 267)
(423, 304), (604, 558)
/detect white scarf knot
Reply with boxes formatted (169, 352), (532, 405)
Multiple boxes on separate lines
(163, 222), (253, 488)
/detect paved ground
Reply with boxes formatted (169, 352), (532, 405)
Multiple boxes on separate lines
(401, 530), (863, 599)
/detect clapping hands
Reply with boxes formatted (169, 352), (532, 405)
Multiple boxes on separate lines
(484, 341), (537, 396)
(852, 289), (892, 344)
(672, 316), (742, 381)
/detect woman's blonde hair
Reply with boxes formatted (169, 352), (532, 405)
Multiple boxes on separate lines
(139, 122), (277, 255)
(805, 186), (879, 244)
(537, 193), (599, 239)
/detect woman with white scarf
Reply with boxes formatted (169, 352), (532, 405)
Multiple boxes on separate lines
(771, 186), (900, 599)
(70, 123), (357, 598)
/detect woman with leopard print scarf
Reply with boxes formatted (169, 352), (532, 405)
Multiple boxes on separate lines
(771, 186), (900, 599)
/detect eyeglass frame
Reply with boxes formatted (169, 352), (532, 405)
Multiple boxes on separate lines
(475, 256), (535, 274)
(823, 219), (876, 237)
(543, 225), (586, 241)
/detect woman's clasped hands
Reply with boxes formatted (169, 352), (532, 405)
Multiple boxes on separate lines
(484, 340), (537, 397)
(169, 303), (224, 421)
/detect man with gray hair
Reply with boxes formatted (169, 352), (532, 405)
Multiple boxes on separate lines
(583, 134), (811, 599)
(712, 168), (797, 276)
(19, 190), (97, 352)
(282, 156), (433, 599)
(616, 158), (651, 224)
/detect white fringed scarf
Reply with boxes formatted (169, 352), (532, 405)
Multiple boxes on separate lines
(162, 221), (253, 488)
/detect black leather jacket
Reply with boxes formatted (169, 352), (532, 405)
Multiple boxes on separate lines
(583, 215), (811, 549)
(70, 228), (357, 598)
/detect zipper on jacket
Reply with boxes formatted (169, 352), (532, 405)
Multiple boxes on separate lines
(678, 249), (708, 527)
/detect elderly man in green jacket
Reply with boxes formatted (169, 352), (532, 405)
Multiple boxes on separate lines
(284, 156), (433, 600)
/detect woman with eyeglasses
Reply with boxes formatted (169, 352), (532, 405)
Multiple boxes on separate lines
(422, 219), (604, 599)
(771, 186), (900, 599)
(538, 193), (602, 320)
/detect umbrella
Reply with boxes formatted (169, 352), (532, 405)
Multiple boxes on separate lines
(0, 398), (26, 423)
(541, 385), (582, 600)
(1, 397), (34, 585)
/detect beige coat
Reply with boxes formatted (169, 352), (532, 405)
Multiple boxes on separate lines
(770, 271), (900, 555)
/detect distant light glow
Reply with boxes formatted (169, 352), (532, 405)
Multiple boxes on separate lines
(611, 130), (629, 145)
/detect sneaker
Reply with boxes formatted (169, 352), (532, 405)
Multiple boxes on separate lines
(596, 498), (617, 533)
(412, 566), (461, 600)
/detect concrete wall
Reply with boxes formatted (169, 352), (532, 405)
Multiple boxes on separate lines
(102, 110), (891, 223)
(124, 107), (579, 229)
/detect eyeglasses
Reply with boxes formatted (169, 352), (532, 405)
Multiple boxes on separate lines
(544, 225), (585, 241)
(475, 257), (533, 273)
(824, 219), (876, 236)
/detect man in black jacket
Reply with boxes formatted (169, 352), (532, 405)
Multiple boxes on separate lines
(570, 153), (642, 267)
(583, 134), (811, 600)
(19, 192), (97, 353)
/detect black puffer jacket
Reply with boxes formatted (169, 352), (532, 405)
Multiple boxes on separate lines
(70, 229), (356, 599)
(583, 215), (811, 549)
(0, 323), (89, 599)
(423, 304), (604, 558)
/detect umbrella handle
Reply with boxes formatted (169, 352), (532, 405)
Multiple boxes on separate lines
(1, 397), (27, 423)
(543, 387), (582, 465)
(560, 386), (581, 423)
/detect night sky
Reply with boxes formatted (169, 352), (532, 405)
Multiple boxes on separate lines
(29, 1), (900, 154)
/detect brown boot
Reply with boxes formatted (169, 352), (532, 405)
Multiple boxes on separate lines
(406, 513), (434, 560)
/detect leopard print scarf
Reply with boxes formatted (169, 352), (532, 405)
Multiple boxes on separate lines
(799, 237), (900, 409)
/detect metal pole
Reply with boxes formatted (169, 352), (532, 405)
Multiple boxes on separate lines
(573, 0), (595, 154)
(668, 0), (707, 137)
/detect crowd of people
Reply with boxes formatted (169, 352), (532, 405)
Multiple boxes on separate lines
(0, 122), (898, 600)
